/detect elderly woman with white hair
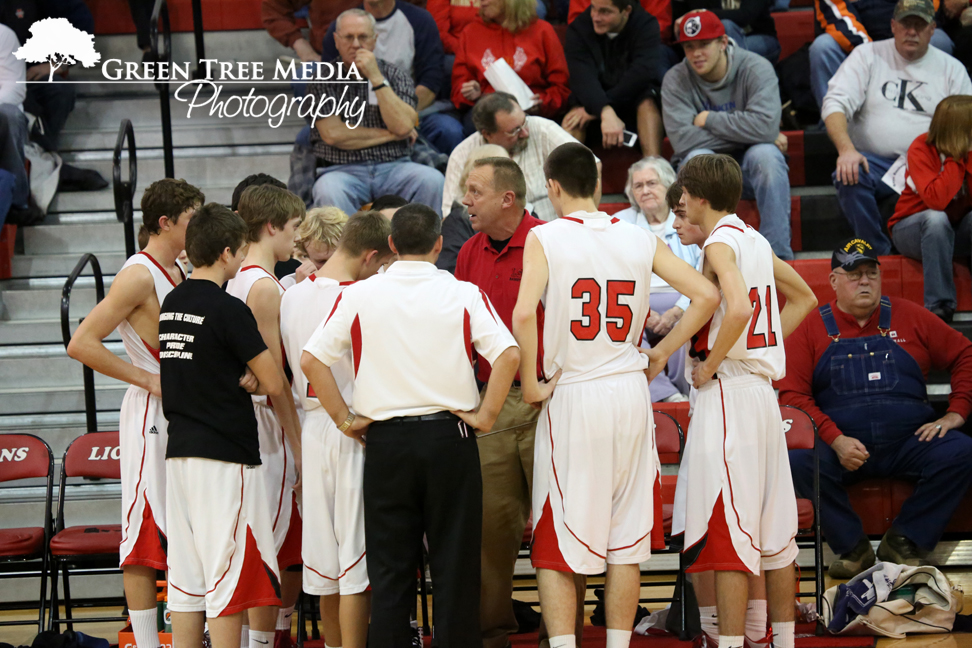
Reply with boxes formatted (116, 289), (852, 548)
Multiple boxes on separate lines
(615, 156), (701, 402)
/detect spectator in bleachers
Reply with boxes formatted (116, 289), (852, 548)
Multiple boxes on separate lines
(429, 0), (487, 56)
(614, 157), (698, 401)
(443, 92), (598, 221)
(0, 0), (92, 152)
(569, 0), (673, 47)
(0, 23), (29, 228)
(451, 0), (571, 126)
(262, 0), (360, 62)
(661, 10), (793, 259)
(308, 10), (444, 216)
(671, 0), (781, 63)
(320, 0), (464, 154)
(438, 143), (511, 273)
(810, 0), (955, 108)
(562, 0), (664, 156)
(889, 96), (972, 322)
(823, 0), (972, 255)
(779, 237), (972, 578)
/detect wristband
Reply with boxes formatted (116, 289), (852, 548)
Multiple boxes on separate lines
(338, 411), (356, 432)
(372, 82), (387, 92)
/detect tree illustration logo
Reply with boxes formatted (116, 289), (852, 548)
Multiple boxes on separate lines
(14, 17), (101, 82)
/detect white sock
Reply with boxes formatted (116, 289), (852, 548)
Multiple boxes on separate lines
(324, 645), (341, 648)
(548, 635), (576, 648)
(771, 621), (795, 648)
(276, 605), (295, 632)
(240, 625), (249, 648)
(250, 629), (274, 648)
(699, 605), (719, 645)
(719, 636), (744, 648)
(130, 608), (160, 648)
(745, 600), (768, 647)
(605, 629), (632, 648)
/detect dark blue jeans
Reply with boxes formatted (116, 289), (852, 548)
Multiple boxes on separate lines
(789, 430), (972, 555)
(833, 150), (897, 255)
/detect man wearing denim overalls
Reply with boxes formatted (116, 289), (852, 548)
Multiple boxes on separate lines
(778, 237), (972, 579)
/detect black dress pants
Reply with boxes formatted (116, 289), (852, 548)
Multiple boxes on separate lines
(364, 414), (483, 648)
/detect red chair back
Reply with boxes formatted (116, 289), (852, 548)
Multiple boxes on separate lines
(0, 434), (52, 482)
(63, 431), (121, 480)
(781, 404), (815, 451)
(653, 410), (683, 464)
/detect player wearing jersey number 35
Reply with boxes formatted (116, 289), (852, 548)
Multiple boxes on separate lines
(512, 142), (720, 648)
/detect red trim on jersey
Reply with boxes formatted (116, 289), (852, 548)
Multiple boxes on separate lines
(220, 524), (282, 615)
(530, 496), (574, 573)
(479, 289), (498, 322)
(720, 380), (761, 555)
(339, 280), (356, 286)
(120, 400), (151, 544)
(272, 424), (288, 532)
(537, 302), (547, 380)
(209, 466), (246, 595)
(545, 408), (607, 560)
(463, 308), (474, 365)
(305, 550), (367, 581)
(277, 492), (303, 569)
(561, 216), (584, 224)
(350, 315), (362, 377)
(138, 251), (179, 288)
(306, 383), (317, 399)
(324, 292), (344, 325)
(685, 492), (751, 573)
(120, 495), (167, 569)
(241, 265), (285, 291)
(610, 217), (620, 224)
(141, 338), (160, 362)
(711, 224), (745, 236)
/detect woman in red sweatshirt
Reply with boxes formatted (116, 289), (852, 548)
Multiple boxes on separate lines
(451, 0), (571, 124)
(889, 95), (972, 323)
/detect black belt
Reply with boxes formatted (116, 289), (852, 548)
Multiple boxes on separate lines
(377, 411), (460, 425)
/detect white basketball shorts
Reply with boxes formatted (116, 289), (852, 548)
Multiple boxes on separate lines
(255, 404), (301, 568)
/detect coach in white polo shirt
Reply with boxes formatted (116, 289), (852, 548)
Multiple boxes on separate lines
(300, 203), (521, 648)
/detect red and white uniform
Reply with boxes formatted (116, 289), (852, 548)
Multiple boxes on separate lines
(226, 266), (301, 569)
(530, 211), (661, 575)
(674, 214), (798, 575)
(280, 274), (367, 596)
(117, 252), (184, 570)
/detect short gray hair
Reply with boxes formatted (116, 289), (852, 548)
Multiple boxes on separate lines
(624, 156), (676, 213)
(335, 8), (377, 35)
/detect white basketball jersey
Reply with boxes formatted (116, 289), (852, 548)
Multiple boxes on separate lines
(280, 274), (355, 413)
(533, 211), (656, 386)
(116, 252), (186, 373)
(226, 265), (286, 406)
(699, 214), (785, 381)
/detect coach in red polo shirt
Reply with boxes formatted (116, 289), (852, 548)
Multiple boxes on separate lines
(455, 157), (544, 648)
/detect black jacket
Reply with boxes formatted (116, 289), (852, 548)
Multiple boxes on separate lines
(671, 0), (776, 39)
(565, 3), (662, 116)
(0, 0), (95, 48)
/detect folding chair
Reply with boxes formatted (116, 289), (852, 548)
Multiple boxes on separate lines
(0, 433), (55, 633)
(48, 431), (128, 631)
(779, 404), (824, 633)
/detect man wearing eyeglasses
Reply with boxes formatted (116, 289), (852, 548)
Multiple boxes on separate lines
(778, 237), (972, 579)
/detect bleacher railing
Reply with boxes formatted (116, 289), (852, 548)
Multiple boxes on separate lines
(113, 119), (137, 259)
(150, 0), (174, 179)
(60, 254), (105, 434)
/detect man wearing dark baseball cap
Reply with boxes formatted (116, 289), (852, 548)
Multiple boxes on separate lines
(778, 236), (972, 579)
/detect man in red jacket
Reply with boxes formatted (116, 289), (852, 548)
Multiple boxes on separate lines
(779, 237), (972, 578)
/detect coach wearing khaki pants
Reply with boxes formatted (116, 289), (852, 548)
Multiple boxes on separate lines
(456, 157), (546, 648)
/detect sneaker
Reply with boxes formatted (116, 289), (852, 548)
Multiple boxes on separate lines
(828, 536), (875, 579)
(930, 306), (955, 324)
(876, 529), (930, 567)
(273, 630), (293, 648)
(410, 624), (423, 648)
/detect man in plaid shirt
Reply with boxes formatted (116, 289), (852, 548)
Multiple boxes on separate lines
(308, 8), (445, 215)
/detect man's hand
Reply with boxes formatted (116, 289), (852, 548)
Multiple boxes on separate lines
(945, 0), (968, 19)
(239, 367), (259, 393)
(916, 412), (966, 442)
(831, 434), (870, 471)
(460, 80), (482, 102)
(693, 111), (710, 128)
(293, 38), (322, 63)
(656, 306), (684, 336)
(775, 132), (788, 154)
(601, 107), (626, 148)
(644, 311), (662, 335)
(691, 359), (716, 389)
(562, 105), (594, 131)
(26, 63), (53, 81)
(144, 373), (162, 399)
(294, 259), (318, 284)
(835, 148), (869, 186)
(354, 49), (382, 84)
(523, 369), (562, 410)
(962, 5), (972, 26)
(397, 128), (419, 145)
(643, 347), (671, 383)
(345, 414), (374, 447)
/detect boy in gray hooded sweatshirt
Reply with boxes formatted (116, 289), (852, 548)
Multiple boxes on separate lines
(661, 9), (793, 260)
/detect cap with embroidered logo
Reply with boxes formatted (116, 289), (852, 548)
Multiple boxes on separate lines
(894, 0), (935, 23)
(678, 10), (726, 43)
(832, 237), (881, 271)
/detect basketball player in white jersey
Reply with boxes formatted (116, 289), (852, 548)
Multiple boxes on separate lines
(225, 184), (304, 648)
(512, 143), (720, 648)
(67, 179), (204, 648)
(280, 211), (393, 648)
(674, 154), (817, 648)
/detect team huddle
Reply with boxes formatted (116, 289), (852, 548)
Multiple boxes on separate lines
(67, 144), (818, 648)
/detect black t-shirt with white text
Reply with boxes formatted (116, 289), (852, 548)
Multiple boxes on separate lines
(160, 278), (268, 465)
